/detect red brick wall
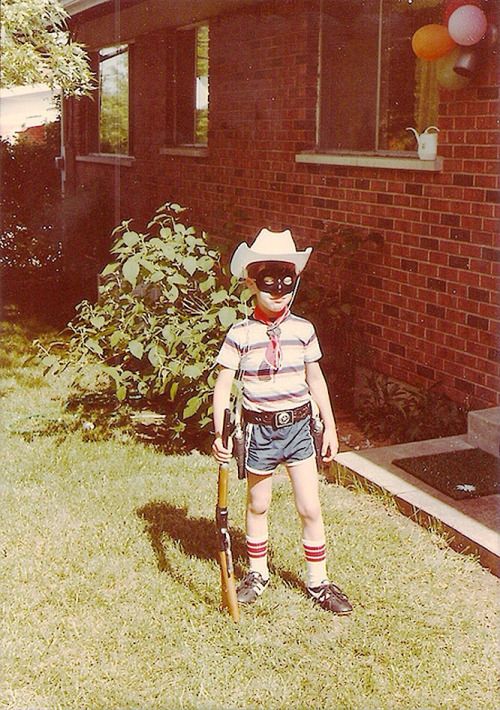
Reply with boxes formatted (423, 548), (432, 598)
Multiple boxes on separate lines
(67, 0), (499, 409)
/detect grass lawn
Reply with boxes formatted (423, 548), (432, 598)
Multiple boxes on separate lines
(1, 319), (499, 709)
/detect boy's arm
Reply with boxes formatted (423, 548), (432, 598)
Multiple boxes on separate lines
(212, 366), (236, 462)
(305, 361), (339, 461)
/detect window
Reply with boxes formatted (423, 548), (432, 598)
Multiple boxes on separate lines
(319, 0), (439, 153)
(175, 23), (209, 145)
(98, 44), (129, 154)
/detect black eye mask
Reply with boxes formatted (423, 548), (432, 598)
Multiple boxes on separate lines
(253, 265), (297, 295)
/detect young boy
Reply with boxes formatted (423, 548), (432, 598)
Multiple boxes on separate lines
(212, 228), (352, 615)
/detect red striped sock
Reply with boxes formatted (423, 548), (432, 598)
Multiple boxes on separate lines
(247, 536), (269, 580)
(303, 539), (327, 588)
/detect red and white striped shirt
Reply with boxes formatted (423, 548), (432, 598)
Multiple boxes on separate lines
(216, 312), (322, 413)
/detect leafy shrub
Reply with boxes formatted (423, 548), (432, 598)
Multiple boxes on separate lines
(356, 371), (468, 444)
(0, 122), (62, 279)
(39, 203), (247, 450)
(294, 224), (383, 403)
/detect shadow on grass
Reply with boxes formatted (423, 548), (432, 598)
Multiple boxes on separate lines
(136, 501), (305, 602)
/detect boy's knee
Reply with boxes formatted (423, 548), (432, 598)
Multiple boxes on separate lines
(248, 498), (271, 517)
(247, 489), (272, 517)
(296, 501), (322, 524)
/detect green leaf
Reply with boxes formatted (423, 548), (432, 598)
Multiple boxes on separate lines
(166, 285), (179, 302)
(101, 262), (118, 276)
(218, 306), (237, 328)
(169, 381), (179, 401)
(184, 364), (204, 379)
(128, 340), (144, 359)
(183, 396), (201, 418)
(110, 330), (125, 347)
(212, 290), (228, 304)
(148, 345), (165, 367)
(116, 385), (127, 401)
(123, 231), (140, 247)
(182, 256), (198, 276)
(90, 316), (105, 329)
(159, 243), (176, 260)
(199, 276), (216, 293)
(140, 258), (156, 272)
(123, 257), (140, 286)
(41, 354), (58, 368)
(198, 256), (215, 272)
(85, 338), (103, 355)
(103, 366), (122, 384)
(168, 273), (188, 286)
(150, 271), (165, 283)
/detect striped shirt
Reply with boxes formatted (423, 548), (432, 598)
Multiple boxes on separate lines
(216, 312), (322, 412)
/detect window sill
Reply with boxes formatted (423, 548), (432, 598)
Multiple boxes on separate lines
(76, 153), (135, 167)
(160, 146), (208, 158)
(295, 152), (443, 172)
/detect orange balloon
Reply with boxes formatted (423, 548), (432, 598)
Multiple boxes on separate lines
(412, 24), (456, 60)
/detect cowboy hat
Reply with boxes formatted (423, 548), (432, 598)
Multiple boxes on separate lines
(230, 228), (312, 278)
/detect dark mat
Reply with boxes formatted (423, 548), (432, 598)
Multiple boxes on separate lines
(393, 448), (500, 500)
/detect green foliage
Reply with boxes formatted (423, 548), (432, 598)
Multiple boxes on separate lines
(39, 203), (246, 449)
(0, 121), (62, 277)
(357, 371), (468, 444)
(0, 0), (93, 95)
(295, 224), (383, 402)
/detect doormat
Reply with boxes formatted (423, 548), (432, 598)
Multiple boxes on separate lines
(393, 448), (500, 500)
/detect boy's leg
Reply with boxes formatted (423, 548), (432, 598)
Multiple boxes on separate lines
(237, 472), (273, 604)
(287, 458), (352, 614)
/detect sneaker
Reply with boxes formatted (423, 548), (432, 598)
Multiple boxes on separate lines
(307, 580), (353, 615)
(236, 571), (269, 604)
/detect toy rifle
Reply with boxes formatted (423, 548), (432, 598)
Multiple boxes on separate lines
(215, 408), (240, 622)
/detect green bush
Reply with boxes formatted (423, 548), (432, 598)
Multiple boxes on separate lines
(356, 371), (468, 444)
(39, 203), (248, 449)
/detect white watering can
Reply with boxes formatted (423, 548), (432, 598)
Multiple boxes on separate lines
(406, 125), (439, 161)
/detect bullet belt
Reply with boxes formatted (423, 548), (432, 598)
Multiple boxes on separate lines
(243, 401), (312, 429)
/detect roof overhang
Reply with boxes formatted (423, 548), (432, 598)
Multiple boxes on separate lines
(63, 0), (265, 24)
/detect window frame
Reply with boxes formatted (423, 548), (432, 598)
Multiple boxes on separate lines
(173, 22), (209, 148)
(82, 42), (133, 160)
(316, 0), (439, 159)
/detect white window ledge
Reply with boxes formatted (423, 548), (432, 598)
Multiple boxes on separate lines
(160, 146), (208, 158)
(295, 152), (443, 172)
(76, 153), (135, 167)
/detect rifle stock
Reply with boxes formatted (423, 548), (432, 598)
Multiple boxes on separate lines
(215, 408), (239, 622)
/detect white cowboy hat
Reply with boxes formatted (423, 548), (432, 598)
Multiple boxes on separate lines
(230, 228), (312, 278)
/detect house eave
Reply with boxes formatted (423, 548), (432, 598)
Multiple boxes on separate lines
(63, 0), (267, 23)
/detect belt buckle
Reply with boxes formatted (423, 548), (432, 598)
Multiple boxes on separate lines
(273, 410), (293, 428)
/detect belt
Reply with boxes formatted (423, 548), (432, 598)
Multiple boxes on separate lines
(243, 402), (311, 428)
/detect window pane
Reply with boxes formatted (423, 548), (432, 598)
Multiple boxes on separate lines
(195, 24), (209, 144)
(175, 23), (209, 145)
(319, 1), (379, 151)
(319, 0), (439, 153)
(99, 45), (129, 154)
(380, 0), (439, 151)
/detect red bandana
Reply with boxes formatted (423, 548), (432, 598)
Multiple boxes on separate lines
(253, 305), (290, 371)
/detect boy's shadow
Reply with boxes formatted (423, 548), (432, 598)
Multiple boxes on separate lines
(136, 501), (304, 604)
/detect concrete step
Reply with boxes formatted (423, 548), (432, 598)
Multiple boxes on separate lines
(467, 407), (500, 458)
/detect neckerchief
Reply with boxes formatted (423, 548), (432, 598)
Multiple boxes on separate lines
(253, 305), (290, 371)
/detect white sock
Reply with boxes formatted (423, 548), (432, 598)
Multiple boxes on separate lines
(247, 536), (269, 580)
(303, 539), (328, 588)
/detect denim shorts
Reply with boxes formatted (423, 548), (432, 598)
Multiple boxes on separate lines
(245, 416), (315, 475)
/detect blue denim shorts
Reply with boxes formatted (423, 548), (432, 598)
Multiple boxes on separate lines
(245, 416), (315, 475)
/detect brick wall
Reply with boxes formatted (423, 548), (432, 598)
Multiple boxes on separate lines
(67, 0), (499, 408)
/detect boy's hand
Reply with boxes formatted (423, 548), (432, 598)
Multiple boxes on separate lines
(212, 435), (233, 464)
(321, 426), (339, 462)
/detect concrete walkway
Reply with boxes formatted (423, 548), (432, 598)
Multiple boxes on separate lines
(333, 434), (500, 577)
